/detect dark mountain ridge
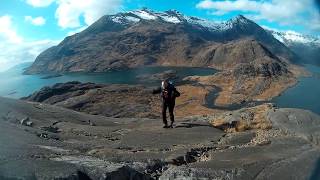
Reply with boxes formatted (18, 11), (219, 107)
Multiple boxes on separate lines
(24, 9), (297, 74)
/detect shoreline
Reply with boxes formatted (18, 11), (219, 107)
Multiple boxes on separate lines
(3, 64), (320, 117)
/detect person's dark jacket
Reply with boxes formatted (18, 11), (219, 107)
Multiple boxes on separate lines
(152, 84), (180, 102)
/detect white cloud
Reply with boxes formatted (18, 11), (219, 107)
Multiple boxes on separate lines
(25, 0), (123, 29)
(261, 25), (279, 32)
(0, 40), (60, 72)
(25, 0), (55, 7)
(55, 0), (123, 29)
(197, 0), (260, 12)
(196, 0), (320, 32)
(0, 16), (23, 43)
(0, 15), (59, 72)
(24, 16), (46, 26)
(3, 0), (124, 72)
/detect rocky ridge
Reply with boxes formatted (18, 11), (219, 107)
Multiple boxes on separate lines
(1, 96), (320, 179)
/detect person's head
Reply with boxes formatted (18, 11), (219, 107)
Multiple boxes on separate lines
(162, 79), (169, 89)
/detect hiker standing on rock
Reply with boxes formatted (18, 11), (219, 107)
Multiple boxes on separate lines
(153, 79), (180, 128)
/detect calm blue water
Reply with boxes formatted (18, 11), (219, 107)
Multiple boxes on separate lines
(272, 64), (320, 115)
(1, 63), (320, 115)
(0, 63), (216, 99)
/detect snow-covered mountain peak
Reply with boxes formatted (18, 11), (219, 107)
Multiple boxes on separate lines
(109, 9), (253, 32)
(109, 8), (318, 47)
(131, 9), (158, 20)
(230, 15), (249, 23)
(113, 8), (184, 24)
(164, 9), (183, 16)
(270, 30), (320, 46)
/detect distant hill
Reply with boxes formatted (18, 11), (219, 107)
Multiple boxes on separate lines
(24, 9), (296, 74)
(2, 62), (33, 74)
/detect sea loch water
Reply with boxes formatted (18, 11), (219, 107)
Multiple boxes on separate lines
(0, 63), (216, 98)
(1, 63), (319, 115)
(272, 64), (320, 115)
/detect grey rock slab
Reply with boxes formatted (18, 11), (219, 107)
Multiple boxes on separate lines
(267, 108), (320, 145)
(3, 96), (320, 179)
(118, 124), (223, 150)
(218, 131), (256, 146)
(188, 137), (317, 180)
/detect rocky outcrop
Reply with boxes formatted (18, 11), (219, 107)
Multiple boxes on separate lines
(24, 9), (296, 74)
(22, 81), (104, 103)
(185, 68), (296, 106)
(22, 81), (161, 118)
(183, 39), (299, 106)
(21, 81), (222, 118)
(210, 104), (274, 133)
(1, 97), (320, 179)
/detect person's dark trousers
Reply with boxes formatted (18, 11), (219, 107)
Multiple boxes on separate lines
(162, 100), (175, 126)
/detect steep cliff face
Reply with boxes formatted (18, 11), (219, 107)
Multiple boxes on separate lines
(24, 9), (296, 74)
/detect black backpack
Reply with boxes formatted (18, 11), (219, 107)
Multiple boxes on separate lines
(168, 81), (180, 98)
(162, 83), (180, 99)
(173, 88), (180, 97)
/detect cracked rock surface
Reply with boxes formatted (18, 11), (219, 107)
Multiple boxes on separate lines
(1, 97), (320, 179)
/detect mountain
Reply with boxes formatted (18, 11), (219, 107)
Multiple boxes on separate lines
(24, 8), (296, 74)
(1, 62), (32, 74)
(270, 30), (320, 66)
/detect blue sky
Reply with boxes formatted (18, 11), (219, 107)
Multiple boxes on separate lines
(0, 0), (319, 71)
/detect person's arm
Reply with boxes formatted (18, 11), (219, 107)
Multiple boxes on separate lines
(173, 87), (180, 97)
(152, 87), (161, 94)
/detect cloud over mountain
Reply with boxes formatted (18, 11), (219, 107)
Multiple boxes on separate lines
(0, 15), (58, 72)
(196, 0), (320, 34)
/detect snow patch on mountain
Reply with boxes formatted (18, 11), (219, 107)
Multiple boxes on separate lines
(184, 16), (221, 29)
(159, 14), (181, 23)
(110, 8), (318, 46)
(132, 9), (157, 20)
(270, 30), (320, 46)
(125, 16), (140, 23)
(110, 8), (252, 32)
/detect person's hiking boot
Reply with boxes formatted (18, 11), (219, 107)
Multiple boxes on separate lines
(169, 123), (174, 128)
(163, 124), (169, 128)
